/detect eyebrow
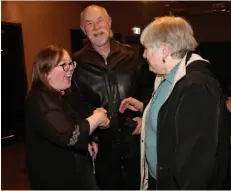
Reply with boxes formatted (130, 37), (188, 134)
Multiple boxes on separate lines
(84, 16), (104, 23)
(59, 59), (71, 63)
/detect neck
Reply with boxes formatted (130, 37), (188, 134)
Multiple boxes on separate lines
(93, 42), (110, 57)
(165, 57), (182, 75)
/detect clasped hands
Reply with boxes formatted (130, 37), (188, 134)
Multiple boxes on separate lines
(89, 97), (143, 157)
(93, 97), (143, 133)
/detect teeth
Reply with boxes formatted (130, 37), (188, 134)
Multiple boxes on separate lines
(94, 32), (103, 36)
(65, 74), (72, 77)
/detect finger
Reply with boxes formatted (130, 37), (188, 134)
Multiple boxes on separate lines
(132, 118), (142, 135)
(92, 143), (98, 158)
(88, 144), (93, 156)
(127, 105), (139, 112)
(119, 106), (126, 113)
(137, 128), (142, 134)
(100, 108), (107, 113)
(96, 108), (107, 113)
(105, 119), (110, 127)
(99, 120), (107, 128)
(100, 118), (110, 129)
(132, 125), (140, 135)
(101, 118), (110, 128)
(119, 99), (130, 112)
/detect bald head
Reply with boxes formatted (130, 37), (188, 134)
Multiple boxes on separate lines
(80, 5), (112, 49)
(80, 5), (110, 26)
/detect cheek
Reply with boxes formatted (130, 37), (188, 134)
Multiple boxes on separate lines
(49, 70), (65, 87)
(147, 52), (155, 66)
(102, 23), (110, 30)
(149, 54), (162, 67)
(53, 72), (63, 82)
(85, 28), (93, 37)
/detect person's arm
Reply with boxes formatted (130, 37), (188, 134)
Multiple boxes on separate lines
(174, 84), (219, 189)
(41, 108), (90, 152)
(35, 93), (107, 153)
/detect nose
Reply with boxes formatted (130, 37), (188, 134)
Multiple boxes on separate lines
(93, 22), (100, 30)
(69, 63), (75, 71)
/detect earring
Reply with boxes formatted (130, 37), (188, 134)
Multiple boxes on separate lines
(163, 58), (165, 63)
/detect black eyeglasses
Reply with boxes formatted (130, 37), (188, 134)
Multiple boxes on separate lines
(58, 61), (77, 72)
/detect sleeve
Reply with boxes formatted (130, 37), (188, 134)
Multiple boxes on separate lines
(174, 84), (219, 189)
(36, 93), (90, 152)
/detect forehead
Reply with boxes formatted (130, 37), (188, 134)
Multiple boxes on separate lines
(83, 7), (106, 21)
(59, 50), (70, 62)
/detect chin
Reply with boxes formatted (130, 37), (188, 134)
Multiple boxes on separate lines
(93, 38), (109, 47)
(64, 83), (71, 90)
(149, 67), (155, 73)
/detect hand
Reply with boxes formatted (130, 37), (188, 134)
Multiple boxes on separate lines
(132, 117), (142, 135)
(119, 97), (144, 113)
(93, 107), (107, 114)
(88, 142), (98, 158)
(99, 117), (110, 129)
(93, 108), (110, 128)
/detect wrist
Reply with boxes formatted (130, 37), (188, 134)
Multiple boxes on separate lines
(86, 114), (100, 131)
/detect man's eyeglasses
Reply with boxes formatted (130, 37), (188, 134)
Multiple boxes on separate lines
(58, 61), (77, 72)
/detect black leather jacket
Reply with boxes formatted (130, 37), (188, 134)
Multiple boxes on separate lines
(70, 38), (155, 159)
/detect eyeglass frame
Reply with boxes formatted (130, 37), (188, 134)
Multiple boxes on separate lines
(58, 61), (77, 72)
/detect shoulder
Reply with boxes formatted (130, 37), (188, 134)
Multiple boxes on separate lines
(26, 87), (61, 113)
(184, 61), (219, 89)
(118, 41), (135, 54)
(172, 62), (221, 101)
(72, 47), (87, 61)
(180, 75), (221, 101)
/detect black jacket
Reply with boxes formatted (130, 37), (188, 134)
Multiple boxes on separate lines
(25, 87), (96, 189)
(71, 39), (155, 160)
(141, 53), (230, 189)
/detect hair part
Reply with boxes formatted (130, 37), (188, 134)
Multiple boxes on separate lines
(31, 45), (65, 91)
(140, 16), (198, 58)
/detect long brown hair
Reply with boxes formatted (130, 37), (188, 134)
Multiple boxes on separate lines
(31, 45), (65, 91)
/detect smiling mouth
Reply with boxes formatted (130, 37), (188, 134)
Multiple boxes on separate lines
(94, 32), (104, 37)
(65, 73), (73, 79)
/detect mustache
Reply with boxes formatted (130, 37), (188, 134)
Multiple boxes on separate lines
(92, 29), (108, 35)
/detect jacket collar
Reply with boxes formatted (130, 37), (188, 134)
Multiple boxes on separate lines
(83, 38), (126, 69)
(154, 53), (210, 92)
(86, 38), (120, 56)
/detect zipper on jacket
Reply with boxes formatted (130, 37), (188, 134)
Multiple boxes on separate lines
(102, 55), (108, 66)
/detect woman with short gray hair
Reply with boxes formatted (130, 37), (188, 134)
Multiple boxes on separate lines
(119, 16), (230, 190)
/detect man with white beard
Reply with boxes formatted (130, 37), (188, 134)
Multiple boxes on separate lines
(70, 5), (155, 190)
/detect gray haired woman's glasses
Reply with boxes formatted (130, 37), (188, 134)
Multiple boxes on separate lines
(59, 61), (77, 72)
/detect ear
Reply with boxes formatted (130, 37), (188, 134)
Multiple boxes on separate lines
(108, 16), (112, 28)
(161, 43), (170, 58)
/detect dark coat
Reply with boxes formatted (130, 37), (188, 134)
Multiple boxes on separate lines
(71, 39), (154, 158)
(141, 53), (230, 190)
(70, 38), (155, 189)
(25, 87), (96, 190)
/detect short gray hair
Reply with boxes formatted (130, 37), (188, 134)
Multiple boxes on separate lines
(140, 16), (198, 58)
